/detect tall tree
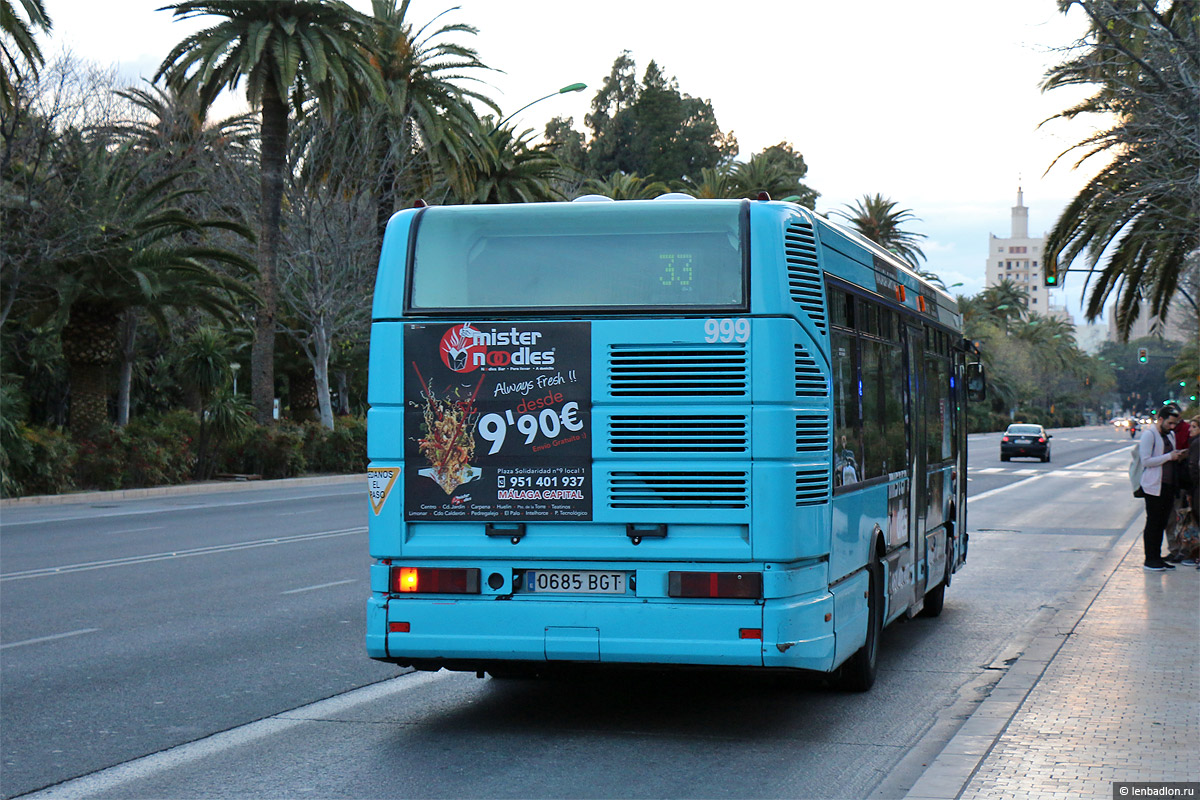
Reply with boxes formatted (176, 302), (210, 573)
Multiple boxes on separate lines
(0, 0), (51, 113)
(1041, 0), (1199, 340)
(835, 193), (929, 269)
(449, 121), (565, 205)
(359, 0), (496, 238)
(105, 81), (258, 425)
(45, 139), (255, 434)
(156, 0), (383, 424)
(281, 113), (376, 429)
(585, 53), (736, 184)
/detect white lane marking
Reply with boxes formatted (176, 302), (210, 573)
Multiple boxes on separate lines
(110, 526), (165, 534)
(281, 579), (356, 595)
(0, 527), (365, 582)
(279, 509), (323, 516)
(0, 489), (362, 527)
(971, 449), (1123, 502)
(1, 628), (100, 650)
(19, 671), (449, 800)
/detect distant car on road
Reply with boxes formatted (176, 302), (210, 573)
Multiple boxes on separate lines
(1001, 423), (1052, 462)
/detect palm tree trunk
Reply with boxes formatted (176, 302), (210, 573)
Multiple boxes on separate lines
(68, 362), (110, 435)
(251, 81), (288, 425)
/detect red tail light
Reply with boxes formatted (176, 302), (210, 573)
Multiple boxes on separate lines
(668, 571), (761, 599)
(1038, 437), (1046, 443)
(1001, 436), (1010, 442)
(390, 566), (480, 594)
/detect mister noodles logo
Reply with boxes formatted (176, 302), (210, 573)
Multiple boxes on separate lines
(439, 323), (556, 373)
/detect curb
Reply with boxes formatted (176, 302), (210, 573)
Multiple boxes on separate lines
(901, 513), (1145, 800)
(0, 474), (364, 510)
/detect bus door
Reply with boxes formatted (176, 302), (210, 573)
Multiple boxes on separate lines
(904, 323), (928, 611)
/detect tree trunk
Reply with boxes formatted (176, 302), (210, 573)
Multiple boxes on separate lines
(335, 369), (350, 416)
(116, 311), (137, 427)
(62, 300), (120, 437)
(312, 321), (334, 430)
(67, 362), (110, 436)
(252, 82), (288, 425)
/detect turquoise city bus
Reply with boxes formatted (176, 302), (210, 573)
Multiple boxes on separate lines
(365, 196), (982, 690)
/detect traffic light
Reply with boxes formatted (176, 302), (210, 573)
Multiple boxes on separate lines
(1137, 347), (1148, 363)
(1043, 257), (1058, 286)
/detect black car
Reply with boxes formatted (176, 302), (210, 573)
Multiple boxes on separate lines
(1000, 424), (1052, 462)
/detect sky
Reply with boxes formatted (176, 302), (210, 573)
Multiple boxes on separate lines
(41, 0), (1110, 324)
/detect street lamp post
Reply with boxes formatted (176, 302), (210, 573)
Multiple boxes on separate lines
(493, 82), (587, 131)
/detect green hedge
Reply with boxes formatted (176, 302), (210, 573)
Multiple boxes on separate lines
(1, 415), (367, 498)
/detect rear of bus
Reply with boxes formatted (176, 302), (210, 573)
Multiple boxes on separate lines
(366, 198), (867, 677)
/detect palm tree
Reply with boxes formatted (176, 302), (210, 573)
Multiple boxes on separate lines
(681, 166), (738, 199)
(834, 193), (928, 270)
(451, 122), (564, 205)
(0, 0), (51, 113)
(49, 140), (256, 435)
(362, 0), (496, 233)
(730, 148), (817, 206)
(977, 278), (1030, 333)
(1040, 0), (1199, 340)
(110, 81), (257, 171)
(156, 0), (383, 424)
(581, 171), (670, 200)
(176, 327), (232, 478)
(106, 81), (258, 425)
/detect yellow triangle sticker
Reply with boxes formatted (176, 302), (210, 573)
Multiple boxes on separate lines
(368, 467), (401, 515)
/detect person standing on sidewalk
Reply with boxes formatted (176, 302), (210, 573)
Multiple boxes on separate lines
(1138, 406), (1187, 571)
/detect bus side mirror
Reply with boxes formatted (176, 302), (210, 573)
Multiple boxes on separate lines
(966, 362), (986, 402)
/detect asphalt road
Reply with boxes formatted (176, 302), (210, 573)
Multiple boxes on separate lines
(0, 481), (396, 799)
(0, 427), (1142, 799)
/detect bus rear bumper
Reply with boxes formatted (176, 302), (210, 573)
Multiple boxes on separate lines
(367, 591), (840, 674)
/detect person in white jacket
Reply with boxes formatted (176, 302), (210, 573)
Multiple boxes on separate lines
(1140, 406), (1187, 571)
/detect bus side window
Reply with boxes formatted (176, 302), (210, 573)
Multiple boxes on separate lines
(831, 329), (861, 488)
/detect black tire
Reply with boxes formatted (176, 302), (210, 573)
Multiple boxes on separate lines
(1000, 454), (1010, 462)
(838, 558), (881, 692)
(1043, 452), (1051, 463)
(921, 580), (945, 617)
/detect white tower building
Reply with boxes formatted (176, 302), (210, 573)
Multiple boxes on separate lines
(984, 188), (1073, 324)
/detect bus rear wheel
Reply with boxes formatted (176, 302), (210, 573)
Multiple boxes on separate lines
(838, 558), (881, 692)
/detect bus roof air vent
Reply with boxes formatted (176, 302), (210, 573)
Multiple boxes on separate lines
(572, 194), (615, 202)
(654, 192), (697, 200)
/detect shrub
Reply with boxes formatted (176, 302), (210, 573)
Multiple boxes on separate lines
(1, 424), (77, 497)
(74, 427), (129, 491)
(122, 415), (196, 487)
(219, 423), (306, 479)
(299, 417), (366, 474)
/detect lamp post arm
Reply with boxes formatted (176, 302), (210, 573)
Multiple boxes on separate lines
(492, 83), (587, 133)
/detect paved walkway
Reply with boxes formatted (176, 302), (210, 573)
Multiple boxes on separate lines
(907, 517), (1200, 800)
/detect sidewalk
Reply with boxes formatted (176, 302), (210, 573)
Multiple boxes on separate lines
(906, 517), (1200, 800)
(0, 473), (363, 509)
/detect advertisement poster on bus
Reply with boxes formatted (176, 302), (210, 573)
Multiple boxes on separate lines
(403, 321), (592, 521)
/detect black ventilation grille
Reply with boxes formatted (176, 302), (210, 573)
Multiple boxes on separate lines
(795, 468), (830, 506)
(784, 222), (828, 335)
(608, 346), (748, 397)
(795, 412), (830, 453)
(609, 415), (749, 453)
(609, 471), (749, 509)
(794, 345), (828, 398)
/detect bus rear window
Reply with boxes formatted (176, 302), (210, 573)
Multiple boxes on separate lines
(408, 200), (746, 312)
